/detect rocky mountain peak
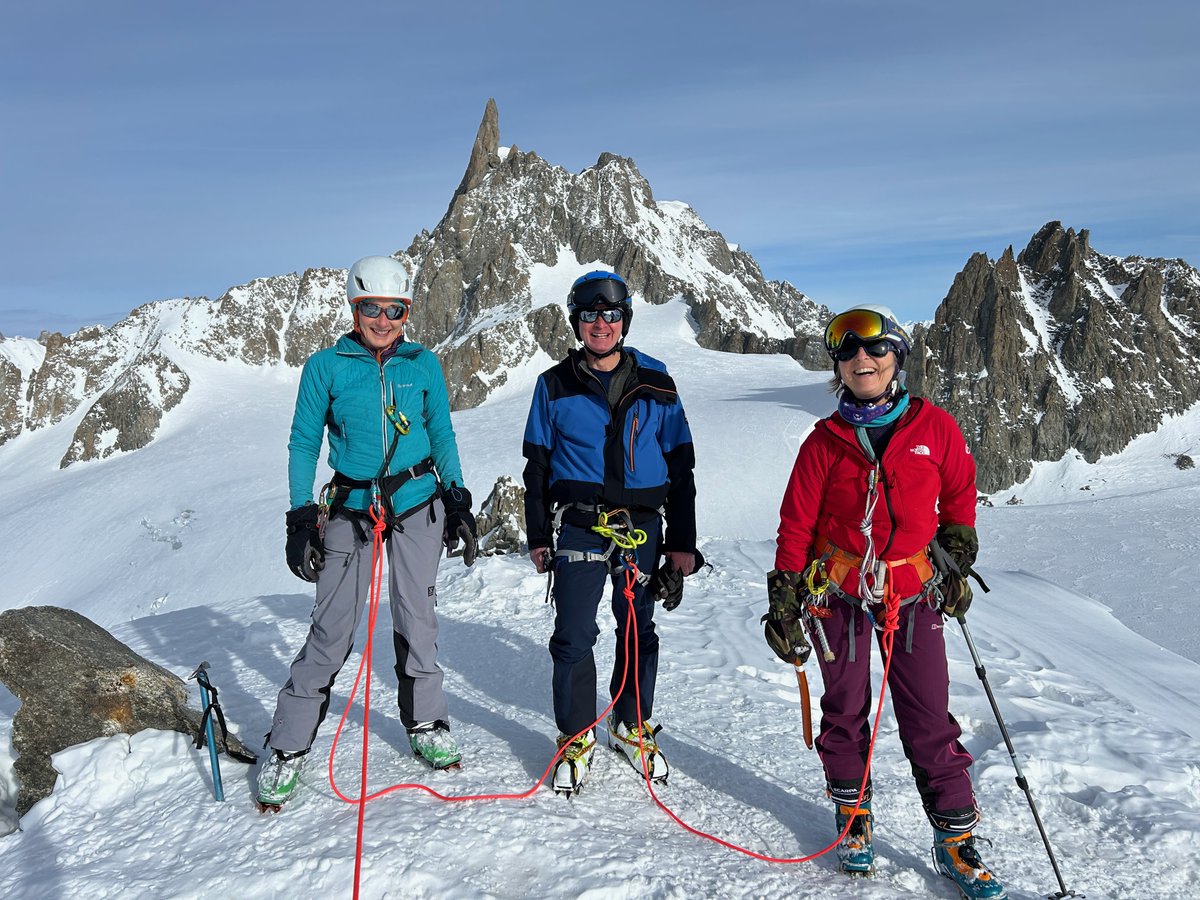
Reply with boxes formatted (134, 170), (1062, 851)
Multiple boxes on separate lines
(0, 100), (829, 466)
(912, 221), (1200, 492)
(452, 97), (502, 201)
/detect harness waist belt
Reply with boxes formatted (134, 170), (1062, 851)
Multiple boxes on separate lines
(555, 503), (662, 529)
(814, 534), (934, 589)
(331, 457), (436, 501)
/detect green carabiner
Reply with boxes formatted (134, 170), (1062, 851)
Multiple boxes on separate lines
(385, 404), (410, 435)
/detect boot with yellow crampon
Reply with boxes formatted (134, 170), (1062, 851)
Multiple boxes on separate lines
(552, 729), (596, 795)
(834, 801), (875, 876)
(607, 715), (669, 783)
(932, 829), (1008, 899)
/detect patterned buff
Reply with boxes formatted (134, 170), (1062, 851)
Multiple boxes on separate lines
(838, 388), (910, 427)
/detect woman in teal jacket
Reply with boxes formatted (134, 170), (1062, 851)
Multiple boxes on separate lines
(256, 256), (477, 810)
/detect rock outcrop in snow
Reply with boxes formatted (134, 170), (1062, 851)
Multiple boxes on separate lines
(0, 606), (255, 816)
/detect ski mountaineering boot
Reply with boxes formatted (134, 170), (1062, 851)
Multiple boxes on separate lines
(932, 829), (1008, 899)
(408, 720), (462, 770)
(255, 749), (309, 811)
(834, 801), (875, 876)
(552, 729), (597, 795)
(607, 715), (669, 783)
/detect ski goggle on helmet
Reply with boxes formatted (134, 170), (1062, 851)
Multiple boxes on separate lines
(567, 271), (633, 338)
(824, 305), (911, 365)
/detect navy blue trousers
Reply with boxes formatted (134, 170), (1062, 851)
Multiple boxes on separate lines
(548, 523), (661, 737)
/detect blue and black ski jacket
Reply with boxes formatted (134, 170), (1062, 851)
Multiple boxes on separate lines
(522, 346), (696, 553)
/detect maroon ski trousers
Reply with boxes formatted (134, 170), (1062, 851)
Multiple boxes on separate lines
(812, 595), (977, 823)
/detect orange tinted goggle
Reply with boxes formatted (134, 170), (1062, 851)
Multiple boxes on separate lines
(824, 309), (895, 353)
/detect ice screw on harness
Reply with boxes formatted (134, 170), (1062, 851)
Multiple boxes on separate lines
(803, 559), (836, 662)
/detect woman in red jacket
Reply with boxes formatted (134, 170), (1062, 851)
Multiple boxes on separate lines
(767, 305), (1006, 899)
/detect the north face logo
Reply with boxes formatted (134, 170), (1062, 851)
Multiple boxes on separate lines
(910, 444), (931, 456)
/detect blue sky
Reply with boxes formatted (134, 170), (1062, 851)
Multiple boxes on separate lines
(2, 1), (1197, 337)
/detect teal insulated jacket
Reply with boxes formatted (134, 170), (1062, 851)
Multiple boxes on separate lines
(288, 333), (465, 514)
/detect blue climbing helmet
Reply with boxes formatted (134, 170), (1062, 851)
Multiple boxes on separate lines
(566, 270), (633, 340)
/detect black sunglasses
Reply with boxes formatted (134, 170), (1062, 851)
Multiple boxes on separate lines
(578, 308), (624, 324)
(358, 301), (408, 320)
(833, 338), (893, 362)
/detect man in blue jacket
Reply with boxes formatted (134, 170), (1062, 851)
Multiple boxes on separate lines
(256, 256), (477, 810)
(523, 270), (699, 794)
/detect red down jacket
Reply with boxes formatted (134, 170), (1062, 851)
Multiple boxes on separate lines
(775, 397), (977, 601)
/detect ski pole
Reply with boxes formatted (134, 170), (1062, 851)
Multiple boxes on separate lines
(956, 619), (1081, 899)
(190, 662), (225, 802)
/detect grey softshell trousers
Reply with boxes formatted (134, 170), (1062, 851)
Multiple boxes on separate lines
(268, 499), (449, 753)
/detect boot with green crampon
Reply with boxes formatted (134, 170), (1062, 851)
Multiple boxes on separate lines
(834, 801), (875, 877)
(552, 729), (596, 795)
(408, 720), (462, 770)
(255, 748), (308, 812)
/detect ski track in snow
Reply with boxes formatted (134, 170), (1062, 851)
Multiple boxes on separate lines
(1, 300), (1198, 899)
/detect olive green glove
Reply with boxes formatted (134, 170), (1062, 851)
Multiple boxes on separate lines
(762, 569), (812, 664)
(936, 524), (978, 618)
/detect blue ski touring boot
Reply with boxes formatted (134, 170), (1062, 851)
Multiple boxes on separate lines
(834, 802), (875, 876)
(932, 829), (1007, 899)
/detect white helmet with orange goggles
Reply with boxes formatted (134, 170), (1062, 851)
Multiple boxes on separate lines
(823, 304), (911, 366)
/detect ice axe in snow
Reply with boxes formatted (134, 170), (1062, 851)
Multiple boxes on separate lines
(190, 662), (225, 800)
(189, 662), (256, 801)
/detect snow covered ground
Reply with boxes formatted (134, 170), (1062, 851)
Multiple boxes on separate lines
(0, 299), (1196, 898)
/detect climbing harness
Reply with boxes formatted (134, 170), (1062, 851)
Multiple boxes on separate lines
(317, 458), (437, 543)
(540, 503), (654, 605)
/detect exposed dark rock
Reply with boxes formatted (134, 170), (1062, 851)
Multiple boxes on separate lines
(913, 221), (1200, 492)
(0, 606), (253, 817)
(404, 101), (832, 395)
(452, 97), (501, 201)
(0, 354), (21, 446)
(475, 475), (526, 555)
(60, 351), (189, 467)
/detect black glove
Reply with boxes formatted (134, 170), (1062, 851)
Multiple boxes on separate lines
(762, 569), (812, 664)
(285, 504), (324, 583)
(648, 550), (705, 611)
(936, 524), (978, 618)
(441, 483), (477, 567)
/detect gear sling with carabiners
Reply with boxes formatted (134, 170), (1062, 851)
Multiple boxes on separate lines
(804, 425), (939, 662)
(540, 503), (653, 604)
